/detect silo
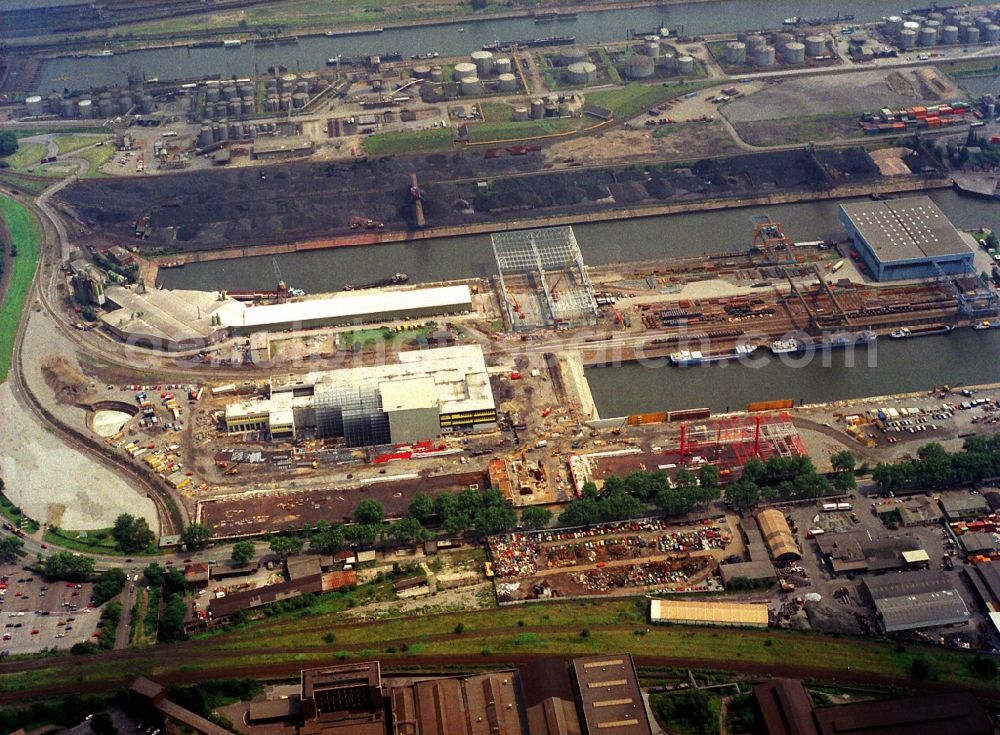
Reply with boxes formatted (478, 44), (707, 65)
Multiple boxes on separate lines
(925, 19), (941, 32)
(624, 54), (655, 79)
(453, 62), (477, 81)
(246, 124), (257, 139)
(77, 98), (93, 118)
(205, 85), (221, 103)
(928, 12), (945, 24)
(218, 121), (229, 142)
(494, 57), (512, 75)
(242, 97), (255, 115)
(976, 15), (992, 31)
(884, 16), (903, 35)
(265, 95), (279, 112)
(566, 61), (597, 84)
(544, 100), (558, 117)
(292, 92), (309, 108)
(497, 72), (518, 92)
(784, 42), (805, 64)
(919, 26), (937, 46)
(238, 83), (255, 97)
(513, 107), (530, 121)
(899, 27), (918, 48)
(774, 32), (795, 52)
(140, 94), (154, 114)
(430, 66), (444, 83)
(412, 65), (432, 79)
(61, 98), (76, 118)
(47, 93), (62, 113)
(214, 101), (228, 118)
(530, 98), (544, 119)
(265, 78), (278, 92)
(293, 81), (308, 95)
(212, 123), (221, 143)
(25, 95), (43, 116)
(279, 94), (291, 110)
(746, 34), (766, 52)
(228, 99), (241, 116)
(300, 72), (319, 90)
(98, 97), (114, 117)
(471, 50), (494, 76)
(944, 9), (959, 25)
(198, 125), (213, 147)
(986, 25), (1000, 42)
(644, 36), (661, 58)
(940, 25), (959, 44)
(724, 41), (746, 64)
(804, 35), (826, 56)
(750, 47), (775, 67)
(557, 46), (588, 66)
(558, 101), (571, 116)
(902, 20), (920, 34)
(460, 77), (481, 96)
(659, 53), (676, 71)
(676, 55), (695, 74)
(280, 73), (297, 91)
(222, 85), (237, 100)
(962, 24), (980, 43)
(229, 121), (242, 139)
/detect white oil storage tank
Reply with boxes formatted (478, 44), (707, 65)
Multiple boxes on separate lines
(774, 32), (795, 51)
(746, 34), (766, 52)
(205, 85), (221, 103)
(453, 62), (477, 81)
(751, 46), (775, 67)
(643, 36), (661, 57)
(557, 46), (588, 66)
(513, 107), (530, 121)
(198, 125), (213, 147)
(986, 25), (1000, 43)
(660, 52), (676, 71)
(624, 54), (655, 79)
(724, 41), (746, 64)
(471, 50), (494, 75)
(899, 27), (918, 48)
(47, 93), (63, 114)
(565, 61), (597, 84)
(940, 25), (959, 44)
(530, 98), (544, 119)
(98, 97), (114, 117)
(962, 25), (980, 44)
(25, 95), (43, 116)
(61, 98), (76, 118)
(676, 55), (695, 74)
(430, 66), (445, 83)
(77, 98), (93, 118)
(412, 65), (432, 79)
(558, 101), (571, 116)
(804, 35), (826, 56)
(460, 76), (481, 96)
(291, 92), (309, 108)
(919, 26), (937, 45)
(497, 72), (518, 92)
(242, 97), (255, 114)
(884, 16), (903, 35)
(784, 41), (805, 64)
(494, 57), (512, 75)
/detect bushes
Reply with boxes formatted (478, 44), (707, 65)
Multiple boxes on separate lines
(650, 689), (719, 735)
(166, 678), (262, 718)
(92, 568), (127, 606)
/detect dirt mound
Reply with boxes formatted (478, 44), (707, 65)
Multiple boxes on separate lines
(41, 356), (96, 406)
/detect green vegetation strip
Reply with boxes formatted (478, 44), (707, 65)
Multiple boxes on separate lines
(587, 81), (715, 120)
(0, 195), (41, 383)
(53, 134), (110, 155)
(363, 128), (455, 156)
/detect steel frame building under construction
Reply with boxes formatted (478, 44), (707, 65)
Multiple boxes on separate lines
(492, 225), (599, 331)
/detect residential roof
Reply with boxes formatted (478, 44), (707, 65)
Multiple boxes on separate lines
(650, 598), (769, 627)
(572, 654), (653, 735)
(224, 285), (472, 330)
(757, 509), (801, 561)
(813, 691), (993, 735)
(753, 678), (819, 735)
(840, 197), (972, 264)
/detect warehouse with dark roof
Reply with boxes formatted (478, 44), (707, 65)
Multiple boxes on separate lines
(839, 196), (975, 281)
(862, 570), (972, 633)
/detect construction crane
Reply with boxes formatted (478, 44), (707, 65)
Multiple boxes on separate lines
(272, 257), (288, 293)
(549, 253), (577, 302)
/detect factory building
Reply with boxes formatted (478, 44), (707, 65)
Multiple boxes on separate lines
(251, 135), (315, 159)
(223, 285), (472, 334)
(839, 197), (975, 281)
(224, 345), (497, 446)
(862, 570), (971, 633)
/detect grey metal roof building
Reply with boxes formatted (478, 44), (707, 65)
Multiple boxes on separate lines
(938, 492), (990, 521)
(839, 197), (974, 281)
(862, 570), (971, 633)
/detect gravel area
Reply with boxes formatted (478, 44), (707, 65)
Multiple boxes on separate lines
(0, 381), (156, 529)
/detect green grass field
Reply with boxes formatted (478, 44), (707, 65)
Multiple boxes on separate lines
(53, 134), (111, 155)
(0, 143), (46, 174)
(466, 116), (584, 144)
(363, 128), (455, 156)
(71, 144), (115, 177)
(0, 195), (41, 384)
(587, 80), (715, 120)
(0, 173), (54, 196)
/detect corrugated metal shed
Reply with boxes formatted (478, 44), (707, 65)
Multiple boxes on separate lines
(757, 509), (801, 562)
(650, 598), (768, 628)
(863, 570), (971, 632)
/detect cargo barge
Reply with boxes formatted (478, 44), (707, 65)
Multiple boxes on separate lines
(670, 343), (757, 365)
(344, 273), (409, 291)
(890, 324), (954, 338)
(482, 36), (575, 52)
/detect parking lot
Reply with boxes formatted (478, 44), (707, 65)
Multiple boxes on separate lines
(0, 564), (102, 655)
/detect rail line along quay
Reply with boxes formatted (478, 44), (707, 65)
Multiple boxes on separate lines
(3, 0), (1000, 730)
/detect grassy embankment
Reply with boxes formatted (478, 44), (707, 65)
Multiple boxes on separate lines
(0, 597), (995, 697)
(0, 195), (41, 384)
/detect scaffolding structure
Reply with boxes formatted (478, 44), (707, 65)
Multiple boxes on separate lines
(933, 260), (999, 319)
(315, 382), (390, 447)
(675, 413), (805, 470)
(492, 226), (599, 331)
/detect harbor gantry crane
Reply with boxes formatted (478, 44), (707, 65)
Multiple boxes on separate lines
(751, 215), (795, 264)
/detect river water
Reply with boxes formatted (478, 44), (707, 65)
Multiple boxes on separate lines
(33, 0), (914, 92)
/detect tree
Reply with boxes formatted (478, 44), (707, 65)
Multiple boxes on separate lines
(143, 562), (164, 587)
(389, 517), (427, 544)
(724, 480), (760, 511)
(93, 568), (127, 606)
(231, 540), (255, 565)
(830, 450), (856, 474)
(160, 594), (188, 641)
(354, 499), (385, 526)
(345, 523), (380, 546)
(269, 535), (304, 558)
(520, 506), (552, 530)
(0, 535), (24, 562)
(408, 493), (434, 522)
(698, 464), (720, 489)
(310, 521), (345, 554)
(90, 711), (117, 735)
(0, 131), (17, 158)
(42, 551), (94, 581)
(112, 514), (155, 553)
(474, 505), (517, 536)
(181, 523), (212, 551)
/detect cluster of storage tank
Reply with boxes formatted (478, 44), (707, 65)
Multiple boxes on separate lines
(621, 41), (693, 80)
(257, 72), (329, 114)
(448, 51), (517, 95)
(521, 95), (573, 120)
(26, 89), (153, 119)
(723, 31), (826, 68)
(887, 10), (1000, 49)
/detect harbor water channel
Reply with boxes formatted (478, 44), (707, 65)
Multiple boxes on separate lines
(33, 0), (916, 92)
(158, 189), (1000, 415)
